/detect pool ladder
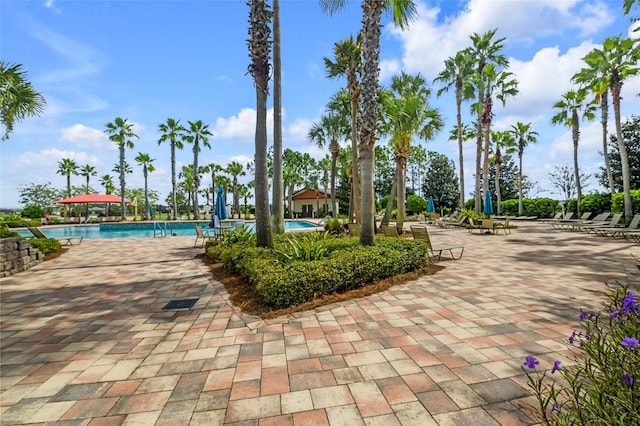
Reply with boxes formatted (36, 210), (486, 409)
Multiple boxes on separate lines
(153, 221), (171, 237)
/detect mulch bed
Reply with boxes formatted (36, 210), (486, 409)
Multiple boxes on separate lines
(200, 255), (444, 319)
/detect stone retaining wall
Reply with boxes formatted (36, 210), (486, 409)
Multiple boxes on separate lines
(0, 237), (44, 277)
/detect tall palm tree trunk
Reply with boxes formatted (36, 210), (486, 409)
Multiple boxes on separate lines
(456, 91), (465, 210)
(518, 152), (524, 215)
(611, 82), (632, 221)
(119, 145), (126, 220)
(272, 0), (284, 233)
(572, 114), (582, 214)
(143, 168), (150, 220)
(474, 127), (483, 212)
(481, 97), (492, 196)
(382, 178), (397, 226)
(494, 149), (502, 216)
(600, 91), (615, 195)
(330, 146), (339, 215)
(171, 143), (178, 220)
(358, 0), (382, 245)
(192, 139), (200, 220)
(396, 156), (407, 231)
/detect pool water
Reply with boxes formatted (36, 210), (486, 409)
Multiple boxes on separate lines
(16, 220), (320, 239)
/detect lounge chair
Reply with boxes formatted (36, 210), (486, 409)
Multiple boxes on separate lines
(569, 212), (610, 231)
(194, 225), (215, 247)
(347, 223), (361, 237)
(579, 213), (623, 234)
(466, 217), (483, 233)
(410, 225), (464, 262)
(381, 224), (400, 237)
(549, 212), (574, 228)
(551, 212), (591, 230)
(493, 217), (511, 234)
(27, 227), (83, 246)
(600, 214), (640, 239)
(437, 215), (467, 229)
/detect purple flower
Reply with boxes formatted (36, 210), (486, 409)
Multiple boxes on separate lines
(579, 311), (595, 321)
(621, 337), (639, 350)
(551, 403), (560, 413)
(623, 373), (634, 386)
(569, 330), (578, 344)
(523, 356), (539, 369)
(551, 360), (562, 374)
(621, 292), (638, 314)
(610, 310), (619, 319)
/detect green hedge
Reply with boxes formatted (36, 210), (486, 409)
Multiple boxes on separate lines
(27, 238), (61, 255)
(206, 234), (428, 309)
(579, 193), (611, 215)
(498, 198), (559, 218)
(611, 189), (640, 215)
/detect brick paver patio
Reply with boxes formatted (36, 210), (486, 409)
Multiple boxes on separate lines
(1, 221), (638, 425)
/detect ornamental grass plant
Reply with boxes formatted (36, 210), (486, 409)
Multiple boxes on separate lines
(522, 267), (640, 425)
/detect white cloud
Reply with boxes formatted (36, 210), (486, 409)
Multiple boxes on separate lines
(61, 124), (113, 150)
(213, 108), (261, 139)
(387, 0), (615, 81)
(505, 42), (598, 115)
(28, 21), (107, 84)
(285, 117), (313, 142)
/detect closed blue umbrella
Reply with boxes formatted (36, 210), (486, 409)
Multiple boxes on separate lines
(214, 185), (227, 220)
(483, 190), (493, 217)
(426, 196), (435, 213)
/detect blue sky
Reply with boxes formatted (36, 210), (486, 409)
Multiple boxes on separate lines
(1, 0), (639, 209)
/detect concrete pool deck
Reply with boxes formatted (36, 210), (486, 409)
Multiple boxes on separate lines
(1, 221), (638, 425)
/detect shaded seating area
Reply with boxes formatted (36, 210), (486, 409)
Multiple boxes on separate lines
(381, 224), (400, 237)
(27, 227), (83, 246)
(194, 225), (215, 247)
(410, 225), (464, 262)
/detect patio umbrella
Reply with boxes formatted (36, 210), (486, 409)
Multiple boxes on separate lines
(483, 190), (493, 217)
(426, 196), (435, 213)
(214, 184), (227, 220)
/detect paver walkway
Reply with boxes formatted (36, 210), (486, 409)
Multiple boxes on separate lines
(1, 222), (638, 425)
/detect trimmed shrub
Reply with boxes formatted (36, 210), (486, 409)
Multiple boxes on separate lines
(579, 193), (612, 216)
(206, 233), (428, 309)
(21, 205), (44, 219)
(28, 238), (61, 255)
(0, 225), (20, 238)
(406, 195), (427, 215)
(611, 189), (640, 215)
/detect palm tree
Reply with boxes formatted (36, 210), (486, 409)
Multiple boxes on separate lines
(318, 156), (332, 214)
(283, 165), (303, 218)
(99, 174), (115, 216)
(380, 72), (443, 231)
(185, 120), (212, 220)
(435, 50), (473, 210)
(447, 123), (475, 209)
(226, 161), (246, 219)
(574, 36), (640, 221)
(79, 164), (96, 194)
(57, 158), (78, 198)
(508, 122), (539, 216)
(469, 64), (519, 201)
(57, 158), (77, 218)
(135, 153), (155, 220)
(248, 0), (273, 248)
(238, 184), (251, 218)
(0, 61), (46, 141)
(324, 34), (362, 223)
(466, 29), (508, 212)
(272, 0), (284, 234)
(490, 130), (516, 215)
(105, 117), (138, 220)
(158, 118), (186, 220)
(551, 89), (596, 212)
(308, 111), (350, 216)
(321, 0), (417, 245)
(179, 165), (195, 219)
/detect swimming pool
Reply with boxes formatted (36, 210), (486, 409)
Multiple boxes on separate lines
(16, 220), (321, 239)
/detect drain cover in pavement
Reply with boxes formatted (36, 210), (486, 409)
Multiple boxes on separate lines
(162, 298), (199, 310)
